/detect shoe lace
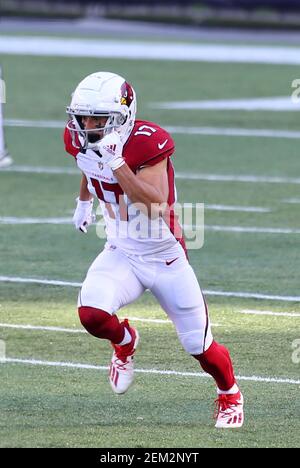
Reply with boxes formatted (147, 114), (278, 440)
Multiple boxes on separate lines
(214, 394), (239, 419)
(113, 319), (135, 363)
(113, 358), (131, 370)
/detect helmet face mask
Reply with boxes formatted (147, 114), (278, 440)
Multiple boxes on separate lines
(66, 72), (136, 150)
(66, 110), (126, 149)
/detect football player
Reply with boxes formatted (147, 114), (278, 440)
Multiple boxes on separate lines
(64, 72), (244, 428)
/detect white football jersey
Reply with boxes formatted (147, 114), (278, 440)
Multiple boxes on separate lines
(65, 119), (186, 256)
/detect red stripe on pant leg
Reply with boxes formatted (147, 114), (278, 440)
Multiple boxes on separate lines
(78, 306), (125, 343)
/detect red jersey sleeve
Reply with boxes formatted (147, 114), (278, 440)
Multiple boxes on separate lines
(63, 124), (79, 159)
(123, 120), (175, 172)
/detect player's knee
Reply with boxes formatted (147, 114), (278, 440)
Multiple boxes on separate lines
(78, 306), (111, 337)
(178, 330), (204, 355)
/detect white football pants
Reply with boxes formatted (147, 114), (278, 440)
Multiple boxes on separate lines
(79, 242), (213, 355)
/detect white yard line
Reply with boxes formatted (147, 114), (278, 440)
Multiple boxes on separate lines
(5, 118), (300, 140)
(2, 37), (300, 65)
(204, 225), (300, 234)
(0, 164), (79, 175)
(151, 97), (300, 112)
(3, 357), (300, 385)
(167, 126), (300, 139)
(1, 217), (298, 234)
(281, 198), (300, 204)
(0, 217), (73, 225)
(0, 323), (86, 333)
(5, 119), (67, 128)
(120, 316), (171, 325)
(205, 204), (271, 213)
(203, 290), (300, 302)
(240, 309), (300, 317)
(3, 165), (300, 185)
(0, 319), (221, 332)
(176, 172), (300, 185)
(0, 275), (299, 302)
(0, 276), (82, 287)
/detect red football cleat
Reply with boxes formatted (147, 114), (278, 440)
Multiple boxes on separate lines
(214, 391), (244, 428)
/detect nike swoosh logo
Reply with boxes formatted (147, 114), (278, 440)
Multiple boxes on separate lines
(166, 257), (179, 266)
(158, 139), (168, 150)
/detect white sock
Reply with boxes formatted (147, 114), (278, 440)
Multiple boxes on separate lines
(117, 327), (132, 346)
(217, 383), (239, 395)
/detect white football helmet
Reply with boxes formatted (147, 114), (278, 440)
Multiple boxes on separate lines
(66, 71), (136, 149)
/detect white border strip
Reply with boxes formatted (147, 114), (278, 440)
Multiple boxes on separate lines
(240, 309), (300, 317)
(3, 357), (300, 385)
(1, 275), (299, 302)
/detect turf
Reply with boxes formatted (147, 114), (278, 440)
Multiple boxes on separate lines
(0, 284), (299, 448)
(0, 39), (299, 448)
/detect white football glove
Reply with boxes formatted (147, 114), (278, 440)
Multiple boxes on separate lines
(97, 131), (125, 171)
(72, 197), (94, 234)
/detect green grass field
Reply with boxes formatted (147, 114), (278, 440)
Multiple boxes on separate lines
(0, 35), (299, 448)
